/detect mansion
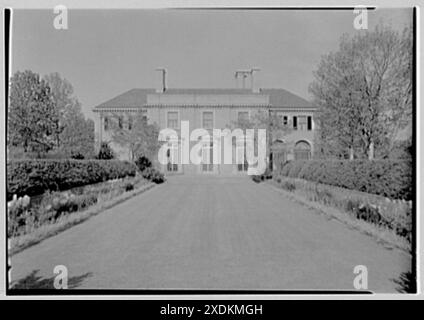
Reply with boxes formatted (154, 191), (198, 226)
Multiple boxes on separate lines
(93, 70), (317, 175)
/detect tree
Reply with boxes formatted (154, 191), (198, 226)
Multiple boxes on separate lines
(109, 113), (160, 161)
(96, 142), (115, 160)
(310, 38), (364, 159)
(43, 72), (82, 148)
(8, 70), (58, 154)
(59, 105), (95, 159)
(310, 24), (412, 160)
(44, 72), (95, 158)
(135, 155), (152, 172)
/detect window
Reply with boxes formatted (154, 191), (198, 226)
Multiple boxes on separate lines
(202, 111), (214, 129)
(298, 116), (307, 131)
(167, 111), (179, 129)
(307, 116), (312, 131)
(283, 116), (288, 126)
(128, 116), (133, 130)
(104, 116), (109, 131)
(167, 163), (178, 172)
(118, 116), (123, 129)
(238, 111), (249, 123)
(293, 116), (297, 130)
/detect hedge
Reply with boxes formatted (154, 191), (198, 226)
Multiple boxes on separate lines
(277, 160), (413, 200)
(7, 159), (137, 200)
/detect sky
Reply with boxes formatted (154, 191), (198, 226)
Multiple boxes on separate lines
(11, 8), (412, 120)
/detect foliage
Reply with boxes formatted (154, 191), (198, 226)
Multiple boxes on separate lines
(39, 192), (98, 223)
(388, 137), (413, 160)
(273, 176), (412, 242)
(59, 105), (95, 159)
(44, 72), (95, 158)
(7, 159), (137, 200)
(251, 167), (273, 183)
(96, 142), (115, 160)
(125, 183), (135, 192)
(7, 195), (32, 237)
(251, 175), (262, 183)
(141, 167), (165, 184)
(43, 72), (79, 148)
(8, 71), (95, 159)
(8, 70), (58, 154)
(277, 159), (412, 200)
(281, 181), (296, 192)
(135, 155), (152, 172)
(109, 113), (160, 161)
(7, 176), (144, 237)
(310, 24), (412, 159)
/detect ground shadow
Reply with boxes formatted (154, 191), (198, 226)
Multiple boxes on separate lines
(9, 269), (93, 290)
(392, 271), (416, 293)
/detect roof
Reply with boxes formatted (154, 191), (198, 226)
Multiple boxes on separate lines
(94, 88), (314, 109)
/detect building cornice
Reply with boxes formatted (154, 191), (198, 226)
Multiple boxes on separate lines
(93, 108), (146, 113)
(144, 104), (271, 108)
(93, 105), (317, 112)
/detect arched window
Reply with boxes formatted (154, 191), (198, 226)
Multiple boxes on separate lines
(294, 141), (311, 160)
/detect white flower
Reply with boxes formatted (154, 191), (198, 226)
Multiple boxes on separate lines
(23, 195), (30, 207)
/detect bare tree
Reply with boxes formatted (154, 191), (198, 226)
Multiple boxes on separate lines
(310, 24), (412, 160)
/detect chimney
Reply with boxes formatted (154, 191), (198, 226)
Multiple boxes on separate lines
(155, 68), (167, 93)
(234, 70), (251, 89)
(250, 67), (260, 93)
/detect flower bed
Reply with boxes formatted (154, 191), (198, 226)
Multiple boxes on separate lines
(7, 175), (148, 238)
(272, 175), (413, 242)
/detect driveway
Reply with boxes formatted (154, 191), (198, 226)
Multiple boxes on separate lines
(10, 176), (411, 292)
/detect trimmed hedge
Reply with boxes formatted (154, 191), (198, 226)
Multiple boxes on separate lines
(278, 160), (412, 200)
(7, 159), (137, 200)
(141, 167), (165, 184)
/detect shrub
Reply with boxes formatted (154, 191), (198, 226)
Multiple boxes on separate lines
(251, 168), (272, 183)
(141, 167), (165, 184)
(135, 155), (152, 172)
(44, 192), (98, 220)
(274, 176), (412, 241)
(96, 142), (115, 160)
(312, 187), (333, 205)
(344, 200), (390, 228)
(70, 152), (85, 160)
(125, 183), (134, 192)
(7, 159), (137, 200)
(7, 195), (31, 237)
(251, 175), (262, 183)
(278, 160), (412, 200)
(281, 181), (296, 192)
(8, 192), (98, 237)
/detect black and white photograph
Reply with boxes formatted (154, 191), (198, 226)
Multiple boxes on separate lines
(1, 1), (421, 301)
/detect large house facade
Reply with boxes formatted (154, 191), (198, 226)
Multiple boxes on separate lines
(93, 70), (317, 175)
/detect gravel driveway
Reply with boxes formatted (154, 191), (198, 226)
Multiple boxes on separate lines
(10, 175), (411, 292)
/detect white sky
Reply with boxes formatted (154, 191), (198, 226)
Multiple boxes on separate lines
(11, 8), (412, 119)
